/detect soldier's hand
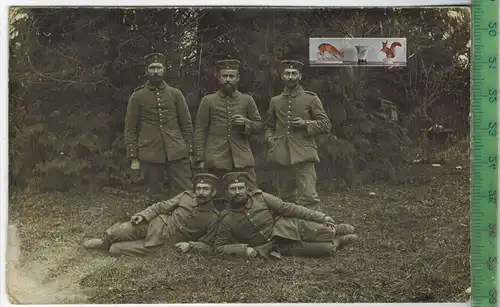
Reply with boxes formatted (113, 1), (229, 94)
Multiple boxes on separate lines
(266, 136), (275, 147)
(290, 117), (306, 128)
(130, 215), (144, 225)
(231, 114), (247, 126)
(246, 247), (257, 258)
(323, 216), (335, 226)
(131, 159), (140, 170)
(175, 242), (191, 253)
(196, 161), (205, 170)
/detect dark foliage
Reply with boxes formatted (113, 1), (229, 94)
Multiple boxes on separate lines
(9, 7), (470, 191)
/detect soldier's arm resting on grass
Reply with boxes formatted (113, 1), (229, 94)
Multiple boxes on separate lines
(173, 89), (195, 155)
(242, 96), (263, 135)
(264, 98), (276, 142)
(214, 215), (250, 257)
(262, 192), (330, 224)
(136, 193), (183, 221)
(304, 94), (332, 136)
(194, 97), (210, 162)
(124, 92), (140, 160)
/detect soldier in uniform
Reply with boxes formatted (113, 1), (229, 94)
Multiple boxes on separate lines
(125, 52), (194, 203)
(82, 173), (220, 257)
(210, 172), (358, 259)
(194, 59), (263, 201)
(264, 60), (332, 209)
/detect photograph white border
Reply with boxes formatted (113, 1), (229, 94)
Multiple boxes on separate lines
(2, 1), (474, 307)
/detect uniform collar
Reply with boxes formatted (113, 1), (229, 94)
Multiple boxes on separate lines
(228, 195), (253, 211)
(283, 85), (304, 97)
(217, 89), (240, 98)
(195, 200), (216, 212)
(145, 80), (167, 90)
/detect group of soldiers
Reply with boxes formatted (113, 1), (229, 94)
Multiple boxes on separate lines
(83, 52), (359, 259)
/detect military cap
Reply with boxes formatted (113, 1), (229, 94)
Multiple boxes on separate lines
(144, 53), (165, 66)
(222, 172), (250, 187)
(216, 59), (240, 71)
(194, 173), (219, 185)
(280, 60), (304, 72)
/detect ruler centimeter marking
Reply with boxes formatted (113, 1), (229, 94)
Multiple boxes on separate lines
(472, 0), (499, 306)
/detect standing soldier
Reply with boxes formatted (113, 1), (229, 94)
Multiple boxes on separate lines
(194, 59), (262, 197)
(264, 60), (332, 209)
(125, 52), (194, 203)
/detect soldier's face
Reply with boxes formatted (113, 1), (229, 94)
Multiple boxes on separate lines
(282, 68), (302, 87)
(227, 182), (248, 204)
(195, 183), (215, 203)
(146, 63), (165, 82)
(218, 69), (239, 91)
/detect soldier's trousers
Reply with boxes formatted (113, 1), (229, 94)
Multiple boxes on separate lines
(273, 239), (336, 257)
(275, 162), (320, 209)
(142, 158), (193, 202)
(103, 217), (167, 257)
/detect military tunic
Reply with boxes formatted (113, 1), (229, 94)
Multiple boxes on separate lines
(214, 190), (338, 258)
(105, 191), (219, 256)
(124, 80), (194, 198)
(264, 85), (331, 208)
(194, 90), (263, 189)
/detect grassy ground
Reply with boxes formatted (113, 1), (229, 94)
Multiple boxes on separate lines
(7, 151), (470, 303)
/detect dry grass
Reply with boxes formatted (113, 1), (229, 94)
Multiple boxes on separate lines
(7, 155), (470, 303)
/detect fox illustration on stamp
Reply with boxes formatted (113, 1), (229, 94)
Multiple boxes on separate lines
(317, 43), (344, 61)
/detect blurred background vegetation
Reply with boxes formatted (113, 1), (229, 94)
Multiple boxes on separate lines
(8, 7), (470, 192)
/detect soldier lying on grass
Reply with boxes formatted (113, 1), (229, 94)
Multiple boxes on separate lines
(179, 172), (359, 259)
(83, 173), (220, 257)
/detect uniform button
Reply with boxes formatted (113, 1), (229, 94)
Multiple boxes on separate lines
(158, 103), (161, 106)
(160, 125), (163, 127)
(157, 98), (160, 101)
(287, 132), (290, 134)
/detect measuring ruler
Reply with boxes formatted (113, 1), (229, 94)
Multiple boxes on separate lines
(472, 0), (499, 306)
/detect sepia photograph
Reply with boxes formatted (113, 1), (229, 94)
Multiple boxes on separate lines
(7, 6), (471, 304)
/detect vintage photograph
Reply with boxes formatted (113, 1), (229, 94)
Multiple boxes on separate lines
(8, 7), (470, 304)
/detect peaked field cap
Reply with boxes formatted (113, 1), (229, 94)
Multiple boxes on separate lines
(216, 59), (241, 71)
(280, 60), (304, 71)
(194, 173), (219, 185)
(144, 53), (165, 65)
(222, 172), (250, 186)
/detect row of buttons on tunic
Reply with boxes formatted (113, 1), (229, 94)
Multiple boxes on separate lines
(174, 208), (198, 232)
(227, 100), (232, 137)
(244, 211), (271, 242)
(157, 91), (164, 127)
(285, 100), (293, 135)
